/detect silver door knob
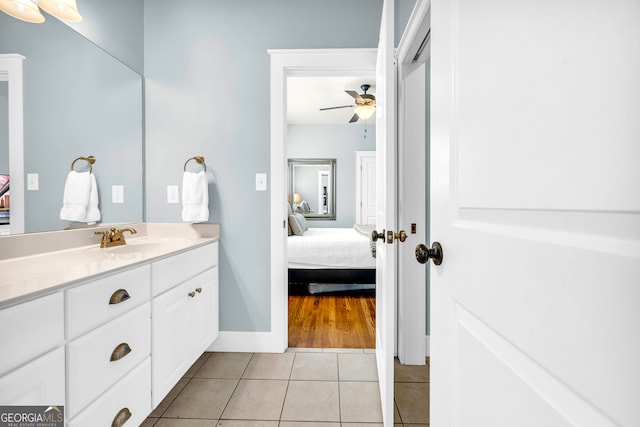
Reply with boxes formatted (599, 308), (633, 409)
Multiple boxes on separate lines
(415, 242), (443, 265)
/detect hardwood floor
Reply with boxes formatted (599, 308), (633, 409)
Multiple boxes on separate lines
(288, 291), (376, 349)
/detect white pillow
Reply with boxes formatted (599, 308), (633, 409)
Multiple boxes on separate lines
(289, 214), (305, 236)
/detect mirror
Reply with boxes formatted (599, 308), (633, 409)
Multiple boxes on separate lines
(288, 158), (336, 220)
(0, 11), (144, 234)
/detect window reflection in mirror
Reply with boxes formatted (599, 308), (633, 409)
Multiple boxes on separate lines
(288, 158), (336, 220)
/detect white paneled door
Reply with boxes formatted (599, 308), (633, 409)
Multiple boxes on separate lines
(375, 0), (396, 425)
(430, 0), (640, 426)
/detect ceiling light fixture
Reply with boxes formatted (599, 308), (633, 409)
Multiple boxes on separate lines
(354, 104), (376, 121)
(0, 0), (44, 23)
(0, 0), (82, 23)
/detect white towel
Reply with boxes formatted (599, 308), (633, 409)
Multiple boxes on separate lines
(182, 171), (209, 223)
(59, 171), (101, 224)
(85, 173), (101, 224)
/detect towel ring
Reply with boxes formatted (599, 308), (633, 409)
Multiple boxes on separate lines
(71, 156), (96, 174)
(184, 156), (206, 172)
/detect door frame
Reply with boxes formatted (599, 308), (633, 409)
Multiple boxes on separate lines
(395, 0), (432, 363)
(268, 49), (377, 351)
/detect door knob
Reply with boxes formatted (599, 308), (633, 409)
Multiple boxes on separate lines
(371, 229), (385, 242)
(394, 230), (407, 243)
(415, 242), (443, 265)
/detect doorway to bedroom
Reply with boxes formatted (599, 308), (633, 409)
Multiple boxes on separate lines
(285, 72), (378, 349)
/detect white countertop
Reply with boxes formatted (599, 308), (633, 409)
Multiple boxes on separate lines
(0, 223), (220, 308)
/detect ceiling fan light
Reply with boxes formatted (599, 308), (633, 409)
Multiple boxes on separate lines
(38, 0), (82, 22)
(0, 0), (45, 23)
(354, 105), (376, 121)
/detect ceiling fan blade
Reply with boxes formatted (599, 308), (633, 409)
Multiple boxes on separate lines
(345, 90), (363, 100)
(349, 113), (360, 123)
(319, 105), (354, 111)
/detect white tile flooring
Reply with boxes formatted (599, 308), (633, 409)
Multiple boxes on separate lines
(144, 348), (429, 426)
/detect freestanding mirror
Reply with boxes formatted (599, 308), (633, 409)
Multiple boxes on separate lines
(0, 54), (24, 235)
(288, 158), (336, 220)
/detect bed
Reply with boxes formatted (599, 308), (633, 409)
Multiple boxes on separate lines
(287, 226), (376, 294)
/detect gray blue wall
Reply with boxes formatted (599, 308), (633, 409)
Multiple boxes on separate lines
(287, 124), (375, 228)
(66, 0), (145, 74)
(144, 0), (384, 332)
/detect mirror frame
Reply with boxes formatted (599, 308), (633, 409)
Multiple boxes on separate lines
(288, 158), (336, 221)
(0, 54), (24, 235)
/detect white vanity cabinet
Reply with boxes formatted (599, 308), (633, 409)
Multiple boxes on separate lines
(151, 242), (219, 407)
(0, 225), (219, 424)
(65, 265), (152, 422)
(0, 292), (65, 406)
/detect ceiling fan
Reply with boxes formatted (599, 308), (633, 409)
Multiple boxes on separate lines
(319, 84), (376, 123)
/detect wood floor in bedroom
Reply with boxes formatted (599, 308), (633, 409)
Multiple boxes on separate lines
(288, 291), (376, 348)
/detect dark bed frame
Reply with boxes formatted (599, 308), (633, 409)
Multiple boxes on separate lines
(288, 268), (376, 285)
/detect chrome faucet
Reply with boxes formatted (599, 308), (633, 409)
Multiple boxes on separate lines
(95, 227), (137, 248)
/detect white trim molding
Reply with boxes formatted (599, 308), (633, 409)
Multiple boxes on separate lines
(268, 49), (377, 353)
(207, 331), (284, 353)
(0, 54), (25, 235)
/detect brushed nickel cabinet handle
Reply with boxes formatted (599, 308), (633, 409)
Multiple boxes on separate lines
(111, 407), (131, 427)
(195, 287), (202, 293)
(188, 291), (196, 298)
(110, 343), (132, 362)
(109, 289), (131, 305)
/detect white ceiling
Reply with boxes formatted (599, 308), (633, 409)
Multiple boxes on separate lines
(286, 75), (376, 125)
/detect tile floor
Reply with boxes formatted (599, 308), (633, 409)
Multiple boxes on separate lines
(143, 348), (429, 427)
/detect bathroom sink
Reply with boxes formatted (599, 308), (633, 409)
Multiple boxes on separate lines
(85, 237), (194, 257)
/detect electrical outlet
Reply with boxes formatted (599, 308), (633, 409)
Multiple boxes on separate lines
(112, 185), (124, 204)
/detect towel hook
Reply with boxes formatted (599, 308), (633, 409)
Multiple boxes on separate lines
(71, 156), (96, 174)
(184, 155), (206, 172)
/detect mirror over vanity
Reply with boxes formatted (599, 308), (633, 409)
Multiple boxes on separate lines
(0, 8), (144, 235)
(288, 158), (336, 221)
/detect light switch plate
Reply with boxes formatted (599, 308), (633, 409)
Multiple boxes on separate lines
(167, 185), (179, 204)
(256, 173), (267, 191)
(27, 173), (39, 191)
(112, 185), (124, 204)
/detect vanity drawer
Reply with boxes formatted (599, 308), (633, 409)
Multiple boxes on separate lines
(67, 357), (151, 427)
(66, 265), (151, 339)
(0, 292), (64, 375)
(66, 302), (150, 418)
(151, 242), (218, 296)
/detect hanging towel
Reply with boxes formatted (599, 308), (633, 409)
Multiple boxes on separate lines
(85, 173), (101, 224)
(182, 170), (209, 223)
(59, 171), (101, 224)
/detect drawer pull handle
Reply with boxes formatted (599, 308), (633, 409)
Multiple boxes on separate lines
(196, 287), (202, 293)
(111, 407), (131, 427)
(109, 289), (131, 305)
(110, 343), (132, 362)
(188, 291), (196, 298)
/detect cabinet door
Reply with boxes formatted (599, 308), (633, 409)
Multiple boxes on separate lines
(191, 267), (219, 355)
(0, 347), (65, 406)
(151, 279), (193, 408)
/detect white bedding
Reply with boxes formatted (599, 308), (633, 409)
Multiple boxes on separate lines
(287, 228), (376, 269)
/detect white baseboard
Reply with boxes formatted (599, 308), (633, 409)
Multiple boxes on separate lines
(425, 334), (430, 357)
(207, 331), (286, 353)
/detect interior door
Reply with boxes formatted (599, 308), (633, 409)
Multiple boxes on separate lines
(430, 1), (640, 426)
(356, 151), (377, 224)
(375, 0), (396, 425)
